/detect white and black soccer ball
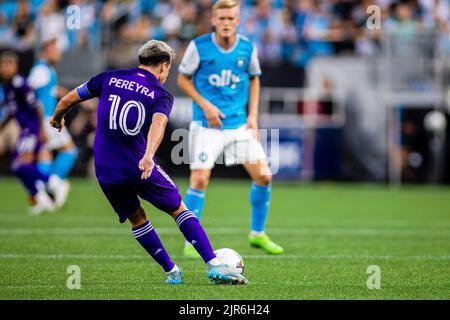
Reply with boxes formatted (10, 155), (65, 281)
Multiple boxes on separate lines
(214, 248), (244, 274)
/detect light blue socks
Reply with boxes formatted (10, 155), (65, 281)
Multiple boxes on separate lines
(37, 161), (52, 177)
(250, 183), (271, 232)
(184, 187), (205, 219)
(52, 148), (78, 179)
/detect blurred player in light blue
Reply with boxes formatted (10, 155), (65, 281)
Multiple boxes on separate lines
(178, 0), (283, 256)
(28, 38), (78, 209)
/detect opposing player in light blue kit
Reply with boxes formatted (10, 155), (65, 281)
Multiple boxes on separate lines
(28, 38), (78, 209)
(178, 0), (283, 256)
(50, 40), (248, 285)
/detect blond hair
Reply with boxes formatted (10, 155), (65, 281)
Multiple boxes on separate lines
(212, 0), (240, 12)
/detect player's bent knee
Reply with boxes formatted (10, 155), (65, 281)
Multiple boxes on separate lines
(170, 202), (189, 220)
(60, 143), (78, 154)
(38, 149), (52, 162)
(190, 172), (210, 191)
(14, 153), (35, 165)
(191, 179), (209, 190)
(128, 206), (147, 227)
(254, 173), (272, 186)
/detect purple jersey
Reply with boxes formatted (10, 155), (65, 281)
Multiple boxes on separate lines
(2, 75), (40, 134)
(77, 67), (173, 183)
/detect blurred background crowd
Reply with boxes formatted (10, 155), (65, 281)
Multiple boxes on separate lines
(1, 0), (449, 67)
(1, 0), (450, 184)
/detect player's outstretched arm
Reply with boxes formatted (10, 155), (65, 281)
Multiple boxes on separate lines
(50, 89), (83, 132)
(139, 113), (168, 179)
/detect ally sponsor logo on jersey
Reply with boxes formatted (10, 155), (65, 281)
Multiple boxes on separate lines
(208, 70), (240, 89)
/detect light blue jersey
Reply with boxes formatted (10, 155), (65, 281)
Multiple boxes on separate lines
(28, 60), (58, 117)
(179, 33), (262, 129)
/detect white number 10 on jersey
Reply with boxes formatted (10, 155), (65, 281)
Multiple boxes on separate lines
(108, 94), (146, 136)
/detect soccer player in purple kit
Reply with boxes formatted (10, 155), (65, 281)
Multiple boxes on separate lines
(50, 40), (248, 285)
(0, 51), (55, 214)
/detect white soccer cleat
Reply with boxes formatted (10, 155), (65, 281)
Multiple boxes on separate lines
(206, 262), (249, 285)
(48, 175), (70, 209)
(29, 186), (56, 215)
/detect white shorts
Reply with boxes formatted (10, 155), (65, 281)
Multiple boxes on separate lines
(189, 121), (267, 170)
(43, 117), (73, 151)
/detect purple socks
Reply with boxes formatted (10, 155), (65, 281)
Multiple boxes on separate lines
(132, 211), (216, 272)
(12, 162), (48, 196)
(175, 210), (216, 263)
(132, 221), (175, 272)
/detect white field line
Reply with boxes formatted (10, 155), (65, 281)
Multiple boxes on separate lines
(0, 253), (449, 261)
(0, 227), (448, 236)
(1, 213), (450, 227)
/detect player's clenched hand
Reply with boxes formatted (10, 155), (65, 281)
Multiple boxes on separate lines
(50, 117), (65, 132)
(139, 154), (155, 180)
(201, 100), (226, 129)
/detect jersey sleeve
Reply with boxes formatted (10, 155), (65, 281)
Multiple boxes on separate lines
(249, 45), (262, 77)
(28, 65), (51, 89)
(152, 93), (173, 119)
(76, 72), (107, 100)
(178, 41), (200, 77)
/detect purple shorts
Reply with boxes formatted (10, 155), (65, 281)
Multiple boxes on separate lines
(98, 164), (182, 223)
(13, 129), (41, 162)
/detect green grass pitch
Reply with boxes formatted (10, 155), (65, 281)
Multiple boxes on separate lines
(0, 178), (449, 299)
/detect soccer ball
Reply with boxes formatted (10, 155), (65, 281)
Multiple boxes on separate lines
(214, 248), (244, 274)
